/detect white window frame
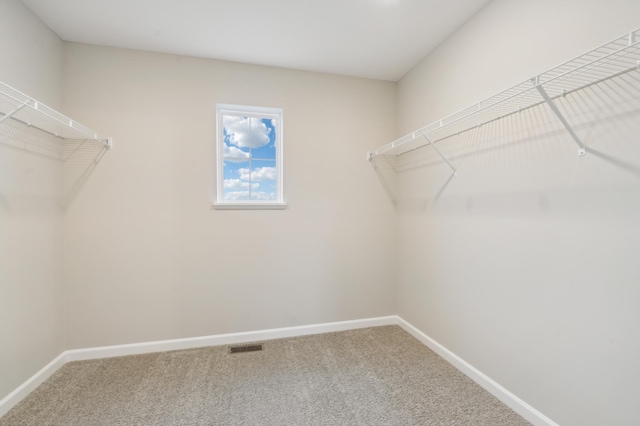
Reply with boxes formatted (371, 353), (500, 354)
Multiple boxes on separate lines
(214, 104), (285, 209)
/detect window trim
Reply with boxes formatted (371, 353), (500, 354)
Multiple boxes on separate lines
(214, 103), (285, 209)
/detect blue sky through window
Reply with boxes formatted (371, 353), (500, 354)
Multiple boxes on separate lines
(222, 115), (277, 201)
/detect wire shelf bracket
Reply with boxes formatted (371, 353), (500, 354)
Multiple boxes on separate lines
(369, 27), (640, 164)
(0, 81), (112, 149)
(422, 133), (457, 175)
(534, 78), (586, 156)
(0, 101), (28, 125)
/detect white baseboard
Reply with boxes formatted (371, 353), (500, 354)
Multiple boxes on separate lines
(0, 352), (68, 418)
(65, 316), (399, 362)
(396, 317), (559, 426)
(2, 315), (557, 426)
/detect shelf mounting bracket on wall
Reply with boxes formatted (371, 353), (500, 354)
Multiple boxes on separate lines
(422, 134), (457, 175)
(533, 76), (586, 156)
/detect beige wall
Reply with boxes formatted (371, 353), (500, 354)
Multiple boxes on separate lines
(61, 43), (397, 349)
(4, 2), (638, 423)
(0, 0), (64, 402)
(395, 1), (640, 425)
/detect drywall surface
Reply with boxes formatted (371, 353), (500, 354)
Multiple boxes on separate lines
(0, 0), (64, 402)
(62, 43), (397, 349)
(395, 1), (640, 425)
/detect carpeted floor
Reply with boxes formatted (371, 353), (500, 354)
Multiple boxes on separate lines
(0, 326), (530, 425)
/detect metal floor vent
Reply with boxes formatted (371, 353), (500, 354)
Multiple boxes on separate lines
(229, 344), (263, 354)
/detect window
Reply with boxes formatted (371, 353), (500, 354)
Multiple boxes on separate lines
(215, 104), (284, 209)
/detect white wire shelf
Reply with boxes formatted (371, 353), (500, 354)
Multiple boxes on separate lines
(0, 81), (111, 149)
(370, 28), (640, 160)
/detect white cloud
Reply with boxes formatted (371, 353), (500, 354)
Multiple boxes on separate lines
(223, 116), (270, 148)
(238, 166), (277, 181)
(224, 191), (276, 201)
(223, 145), (251, 163)
(223, 179), (259, 190)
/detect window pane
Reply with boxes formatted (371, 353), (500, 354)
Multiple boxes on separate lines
(241, 159), (277, 201)
(222, 115), (251, 163)
(217, 105), (282, 205)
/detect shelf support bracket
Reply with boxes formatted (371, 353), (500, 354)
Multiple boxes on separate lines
(422, 134), (457, 175)
(0, 102), (27, 125)
(535, 82), (586, 156)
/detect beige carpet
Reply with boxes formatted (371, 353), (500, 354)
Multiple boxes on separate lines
(0, 326), (530, 425)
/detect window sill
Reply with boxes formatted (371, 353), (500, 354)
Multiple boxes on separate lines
(212, 202), (288, 210)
